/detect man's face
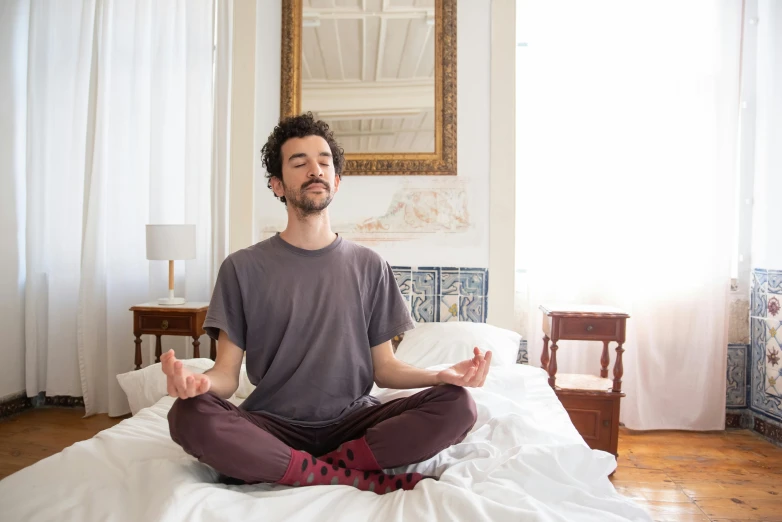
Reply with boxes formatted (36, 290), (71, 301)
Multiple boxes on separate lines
(274, 135), (340, 215)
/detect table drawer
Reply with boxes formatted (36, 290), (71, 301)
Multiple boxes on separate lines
(557, 317), (619, 340)
(138, 314), (192, 333)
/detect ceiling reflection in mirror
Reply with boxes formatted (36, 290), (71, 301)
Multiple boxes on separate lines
(301, 0), (435, 154)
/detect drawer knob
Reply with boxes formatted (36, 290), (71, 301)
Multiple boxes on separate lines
(586, 325), (594, 332)
(161, 320), (169, 330)
(603, 420), (610, 427)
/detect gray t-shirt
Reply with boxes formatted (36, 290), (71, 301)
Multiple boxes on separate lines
(203, 234), (415, 426)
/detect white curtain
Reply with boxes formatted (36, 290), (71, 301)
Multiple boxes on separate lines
(515, 0), (742, 430)
(18, 0), (231, 416)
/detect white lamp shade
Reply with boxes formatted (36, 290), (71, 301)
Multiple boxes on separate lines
(146, 224), (196, 260)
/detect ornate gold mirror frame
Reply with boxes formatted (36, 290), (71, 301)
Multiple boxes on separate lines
(280, 0), (457, 176)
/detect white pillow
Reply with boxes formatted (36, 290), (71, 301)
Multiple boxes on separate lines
(394, 322), (522, 369)
(116, 359), (255, 415)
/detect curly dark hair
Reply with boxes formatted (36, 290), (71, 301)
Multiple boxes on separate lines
(261, 112), (345, 205)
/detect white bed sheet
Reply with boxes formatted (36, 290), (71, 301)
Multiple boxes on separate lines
(0, 364), (651, 522)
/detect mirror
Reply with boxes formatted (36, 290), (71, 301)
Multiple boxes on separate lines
(281, 0), (457, 176)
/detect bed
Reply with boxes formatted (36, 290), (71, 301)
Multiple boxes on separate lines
(0, 323), (652, 521)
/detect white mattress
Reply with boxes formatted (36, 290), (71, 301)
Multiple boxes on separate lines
(0, 364), (651, 522)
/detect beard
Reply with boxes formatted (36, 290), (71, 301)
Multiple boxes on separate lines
(283, 178), (334, 216)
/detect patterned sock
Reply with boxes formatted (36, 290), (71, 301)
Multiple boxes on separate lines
(277, 449), (427, 494)
(316, 436), (382, 471)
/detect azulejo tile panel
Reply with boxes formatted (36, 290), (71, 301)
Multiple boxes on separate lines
(411, 294), (437, 323)
(441, 268), (460, 295)
(440, 295), (459, 322)
(752, 268), (768, 318)
(729, 268), (782, 444)
(765, 319), (781, 398)
(749, 268), (782, 423)
(392, 266), (489, 323)
(751, 315), (782, 423)
(768, 270), (782, 293)
(726, 344), (747, 408)
(459, 296), (485, 322)
(412, 267), (440, 295)
(459, 269), (488, 296)
(769, 294), (781, 318)
(393, 267), (412, 294)
(753, 268), (768, 294)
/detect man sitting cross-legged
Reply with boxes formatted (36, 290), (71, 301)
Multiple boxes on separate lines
(164, 113), (491, 495)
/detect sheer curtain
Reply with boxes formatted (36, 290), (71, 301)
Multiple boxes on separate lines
(515, 0), (742, 430)
(18, 0), (231, 416)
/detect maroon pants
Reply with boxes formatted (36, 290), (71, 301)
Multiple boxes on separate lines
(168, 384), (477, 484)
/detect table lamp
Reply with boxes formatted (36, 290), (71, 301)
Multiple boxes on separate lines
(146, 224), (196, 305)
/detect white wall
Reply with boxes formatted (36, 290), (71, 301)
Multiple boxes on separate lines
(0, 0), (28, 399)
(253, 0), (491, 269)
(750, 0), (782, 270)
(487, 0), (516, 330)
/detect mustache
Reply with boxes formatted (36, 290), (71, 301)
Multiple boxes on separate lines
(301, 179), (330, 191)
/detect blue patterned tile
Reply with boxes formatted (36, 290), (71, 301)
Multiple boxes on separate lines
(751, 318), (766, 410)
(441, 268), (460, 295)
(753, 292), (768, 318)
(440, 295), (459, 322)
(752, 285), (762, 320)
(765, 319), (782, 397)
(727, 344), (747, 408)
(412, 267), (440, 295)
(768, 294), (782, 319)
(459, 269), (488, 296)
(517, 339), (529, 364)
(753, 268), (769, 293)
(751, 317), (782, 422)
(402, 294), (411, 315)
(392, 267), (412, 294)
(411, 294), (438, 323)
(459, 296), (485, 322)
(769, 270), (782, 293)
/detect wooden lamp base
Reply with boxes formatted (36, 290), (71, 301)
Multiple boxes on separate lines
(158, 259), (186, 306)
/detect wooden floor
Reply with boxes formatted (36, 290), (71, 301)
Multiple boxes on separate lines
(1, 409), (781, 521)
(0, 408), (123, 480)
(613, 429), (782, 521)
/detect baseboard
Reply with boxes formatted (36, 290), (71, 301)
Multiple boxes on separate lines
(0, 392), (85, 421)
(725, 411), (743, 428)
(725, 408), (782, 447)
(0, 392), (33, 420)
(753, 416), (782, 446)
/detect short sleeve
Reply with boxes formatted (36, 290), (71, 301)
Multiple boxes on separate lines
(203, 257), (247, 350)
(367, 261), (415, 347)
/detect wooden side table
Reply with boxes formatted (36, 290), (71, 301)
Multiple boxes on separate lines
(130, 302), (216, 370)
(540, 304), (630, 458)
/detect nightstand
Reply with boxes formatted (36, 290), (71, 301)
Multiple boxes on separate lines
(130, 302), (216, 370)
(539, 304), (630, 458)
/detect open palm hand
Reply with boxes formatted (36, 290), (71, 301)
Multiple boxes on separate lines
(437, 347), (492, 387)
